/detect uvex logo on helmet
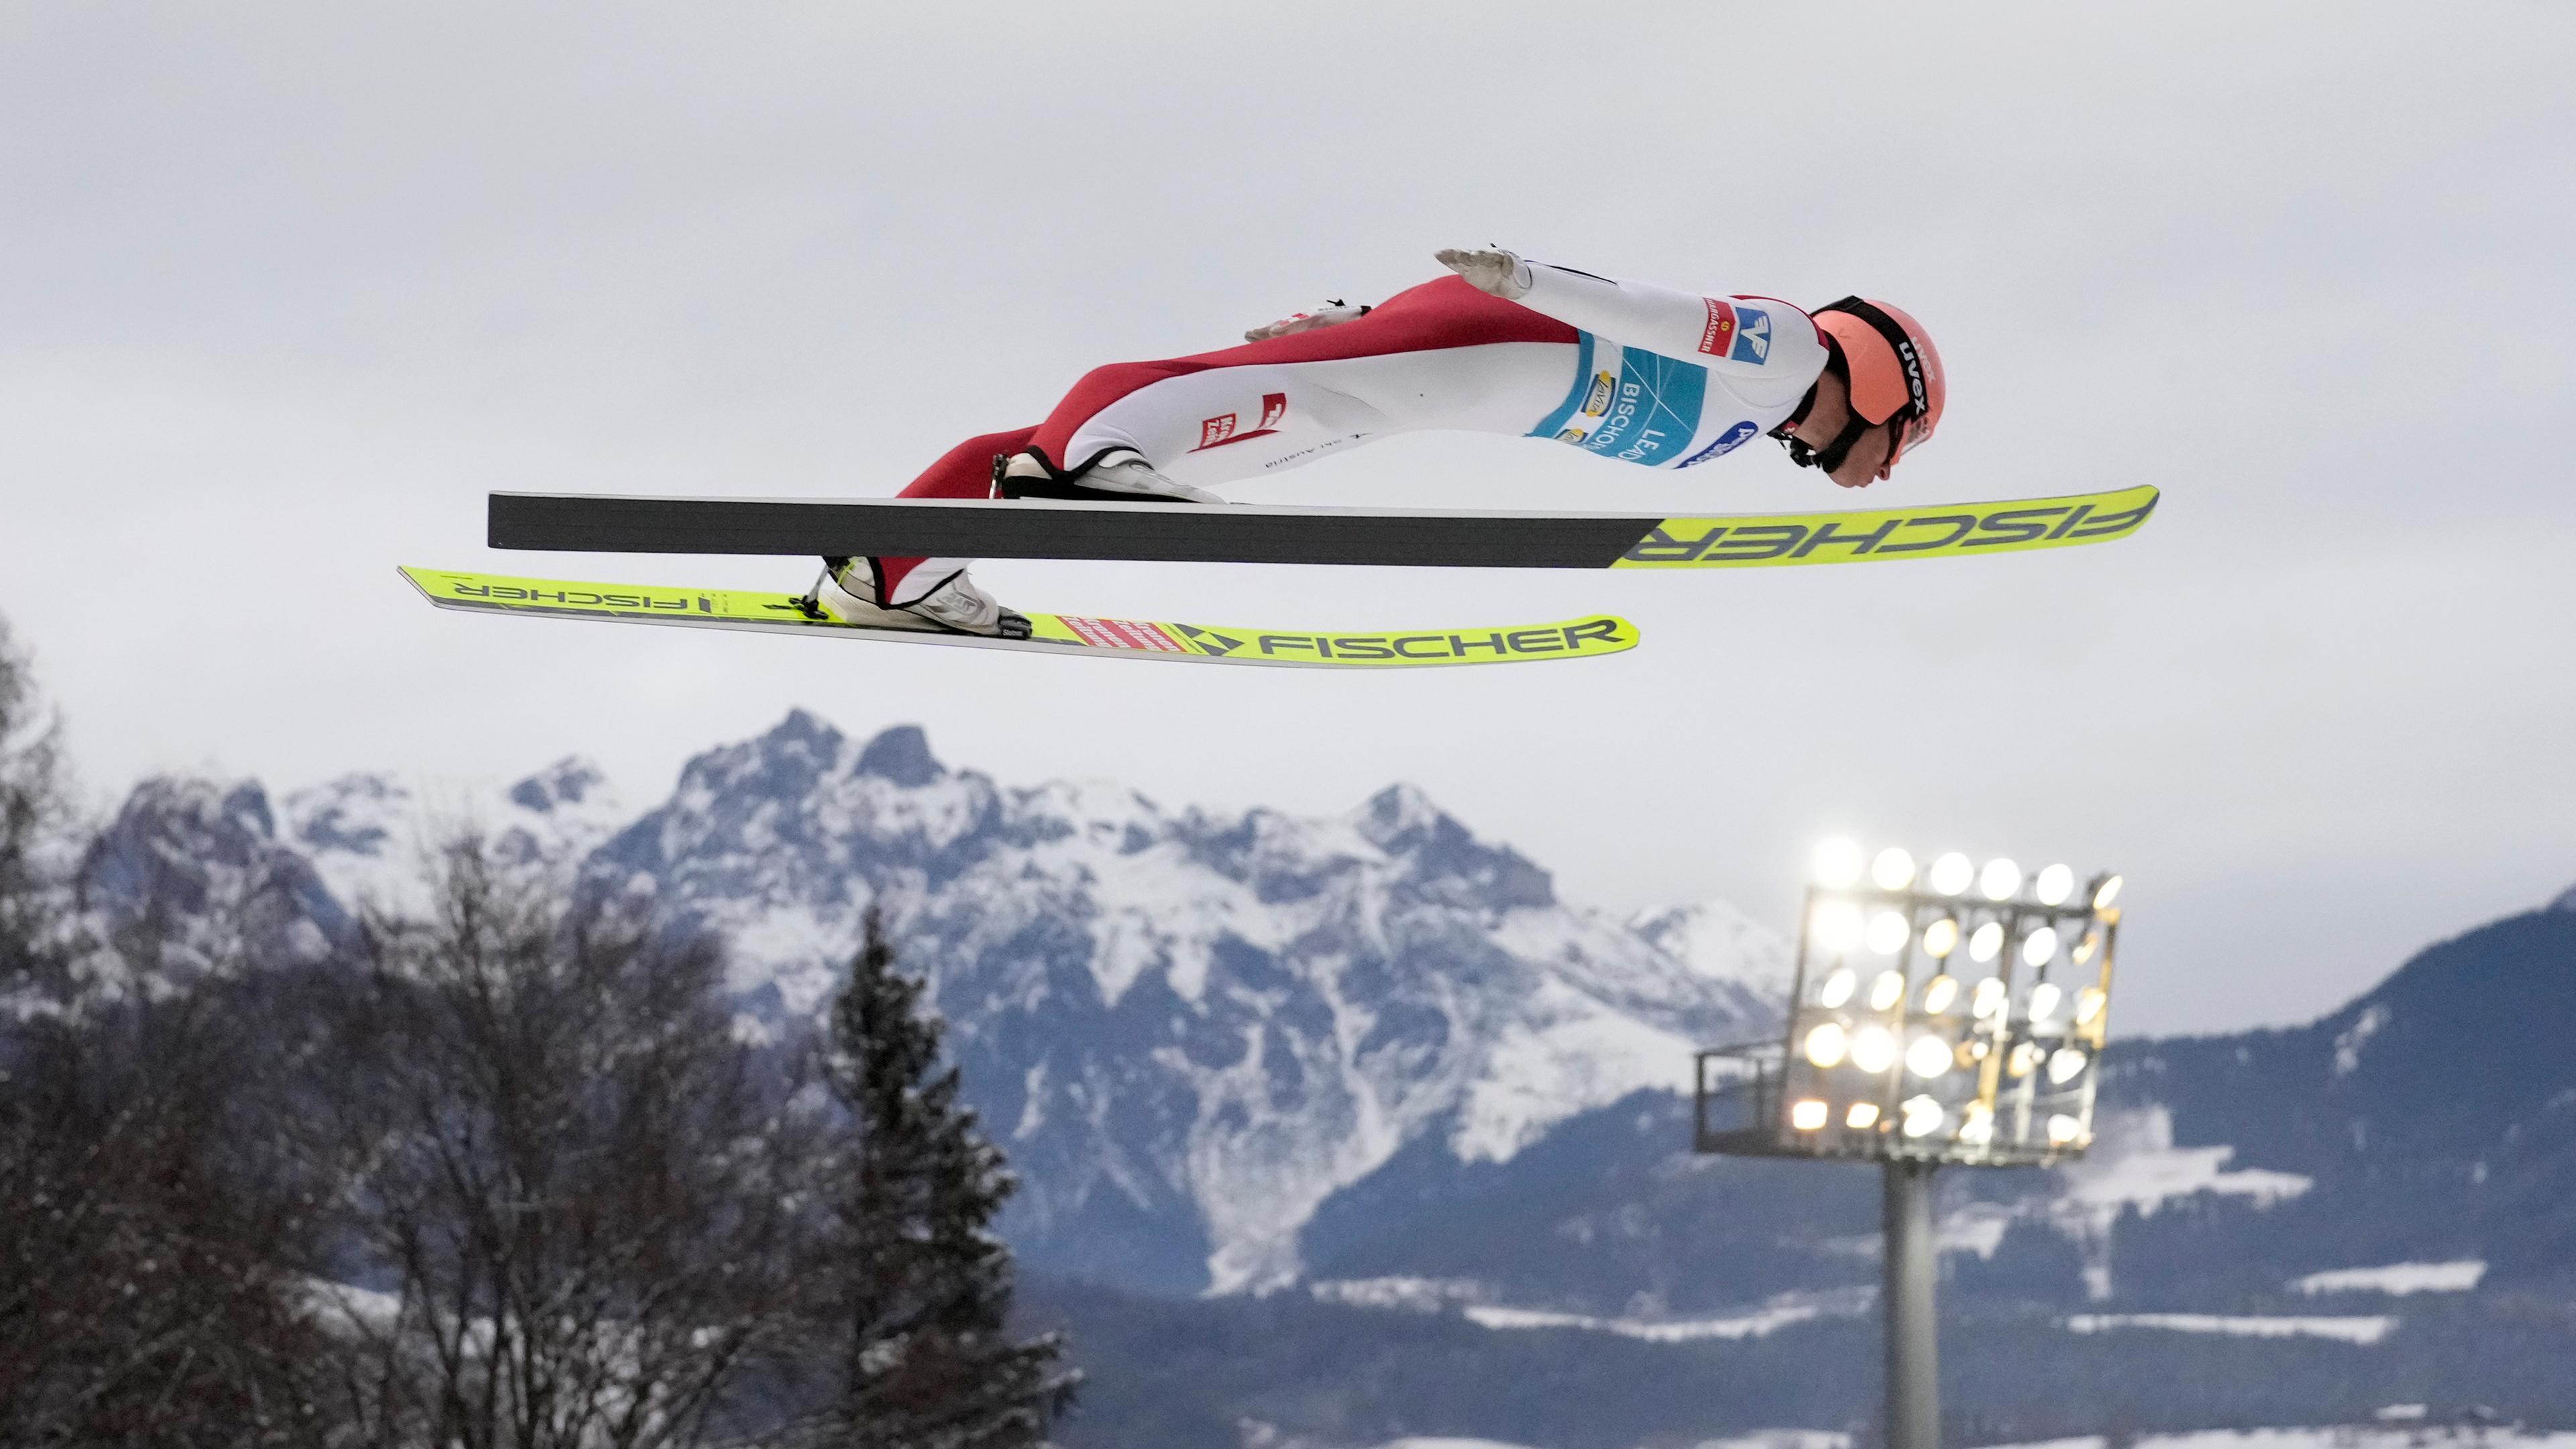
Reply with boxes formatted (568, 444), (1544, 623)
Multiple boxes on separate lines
(1812, 297), (1944, 468)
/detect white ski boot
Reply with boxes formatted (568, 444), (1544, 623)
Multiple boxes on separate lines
(991, 447), (1225, 504)
(805, 560), (1030, 638)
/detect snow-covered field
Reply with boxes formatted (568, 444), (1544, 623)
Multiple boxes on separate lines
(1371, 1430), (2576, 1449)
(2293, 1261), (2487, 1296)
(1307, 1278), (1870, 1343)
(2063, 1313), (2399, 1345)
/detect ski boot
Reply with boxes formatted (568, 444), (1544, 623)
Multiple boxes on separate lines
(989, 447), (1224, 504)
(802, 560), (1032, 639)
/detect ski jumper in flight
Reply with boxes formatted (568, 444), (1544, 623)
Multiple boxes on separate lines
(808, 248), (1945, 637)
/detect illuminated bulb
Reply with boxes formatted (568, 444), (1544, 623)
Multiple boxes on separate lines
(1906, 1034), (1955, 1079)
(1900, 1095), (1945, 1138)
(1980, 857), (2023, 900)
(1819, 967), (1858, 1009)
(2035, 863), (2075, 906)
(1868, 971), (1907, 1012)
(1921, 974), (1960, 1014)
(2023, 926), (2060, 967)
(1968, 1038), (1992, 1061)
(1928, 852), (1974, 896)
(2075, 987), (2108, 1026)
(1870, 847), (1917, 892)
(1850, 1026), (1899, 1075)
(1969, 922), (2004, 963)
(2047, 1113), (2084, 1146)
(2073, 932), (2100, 966)
(1866, 911), (1911, 957)
(1971, 977), (2008, 1019)
(2008, 1041), (2041, 1077)
(2092, 875), (2125, 911)
(2028, 983), (2063, 1021)
(1923, 918), (1960, 959)
(1811, 900), (1864, 954)
(1813, 837), (1865, 890)
(1846, 1102), (1881, 1130)
(1803, 1022), (1849, 1068)
(1957, 1104), (1996, 1146)
(2049, 1047), (2090, 1084)
(1791, 1099), (1829, 1132)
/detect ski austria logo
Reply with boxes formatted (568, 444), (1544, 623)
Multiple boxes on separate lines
(1194, 392), (1290, 451)
(1677, 419), (1761, 468)
(1729, 306), (1771, 364)
(1698, 298), (1738, 357)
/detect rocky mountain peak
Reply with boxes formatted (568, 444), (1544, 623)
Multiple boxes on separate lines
(287, 772), (405, 857)
(81, 775), (350, 976)
(1352, 783), (1554, 910)
(855, 724), (944, 787)
(507, 755), (609, 814)
(1355, 782), (1444, 845)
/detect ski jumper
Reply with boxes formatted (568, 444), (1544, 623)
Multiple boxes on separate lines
(877, 264), (1834, 602)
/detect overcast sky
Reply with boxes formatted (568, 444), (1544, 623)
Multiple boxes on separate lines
(4, 2), (2571, 1035)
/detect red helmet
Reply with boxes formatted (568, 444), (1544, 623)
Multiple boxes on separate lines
(1812, 297), (1945, 468)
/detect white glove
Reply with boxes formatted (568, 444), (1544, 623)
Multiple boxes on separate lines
(1435, 246), (1532, 301)
(1243, 300), (1372, 343)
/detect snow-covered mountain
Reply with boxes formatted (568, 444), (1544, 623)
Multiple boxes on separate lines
(282, 755), (629, 914)
(578, 710), (1775, 1292)
(76, 709), (1782, 1296)
(78, 776), (353, 985)
(62, 721), (2576, 1443)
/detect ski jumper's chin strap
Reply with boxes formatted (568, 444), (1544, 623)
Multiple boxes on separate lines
(1770, 343), (1874, 476)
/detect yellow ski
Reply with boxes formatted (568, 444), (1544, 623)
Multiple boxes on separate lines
(400, 568), (1638, 669)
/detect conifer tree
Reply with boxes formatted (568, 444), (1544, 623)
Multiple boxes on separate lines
(807, 909), (1075, 1449)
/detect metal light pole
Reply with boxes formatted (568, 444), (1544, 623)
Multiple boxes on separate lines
(1695, 840), (2129, 1449)
(1882, 1160), (1941, 1449)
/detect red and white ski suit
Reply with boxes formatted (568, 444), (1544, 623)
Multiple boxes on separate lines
(879, 263), (1833, 602)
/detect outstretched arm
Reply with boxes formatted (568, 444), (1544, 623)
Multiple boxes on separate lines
(1435, 247), (1828, 391)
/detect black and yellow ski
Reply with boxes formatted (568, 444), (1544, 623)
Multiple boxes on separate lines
(485, 484), (2157, 570)
(400, 568), (1638, 669)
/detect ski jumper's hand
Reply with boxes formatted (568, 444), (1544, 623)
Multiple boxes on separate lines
(1243, 301), (1373, 343)
(1435, 248), (1534, 301)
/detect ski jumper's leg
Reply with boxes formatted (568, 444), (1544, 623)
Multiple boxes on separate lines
(874, 276), (1575, 602)
(1031, 276), (1576, 488)
(897, 425), (1040, 501)
(869, 426), (1038, 601)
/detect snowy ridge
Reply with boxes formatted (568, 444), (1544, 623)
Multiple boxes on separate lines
(283, 757), (627, 917)
(1629, 898), (1794, 1002)
(577, 712), (1776, 1292)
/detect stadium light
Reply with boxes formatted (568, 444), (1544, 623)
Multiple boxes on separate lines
(1694, 841), (2131, 1449)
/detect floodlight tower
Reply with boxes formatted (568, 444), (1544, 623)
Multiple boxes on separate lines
(1694, 839), (2129, 1449)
